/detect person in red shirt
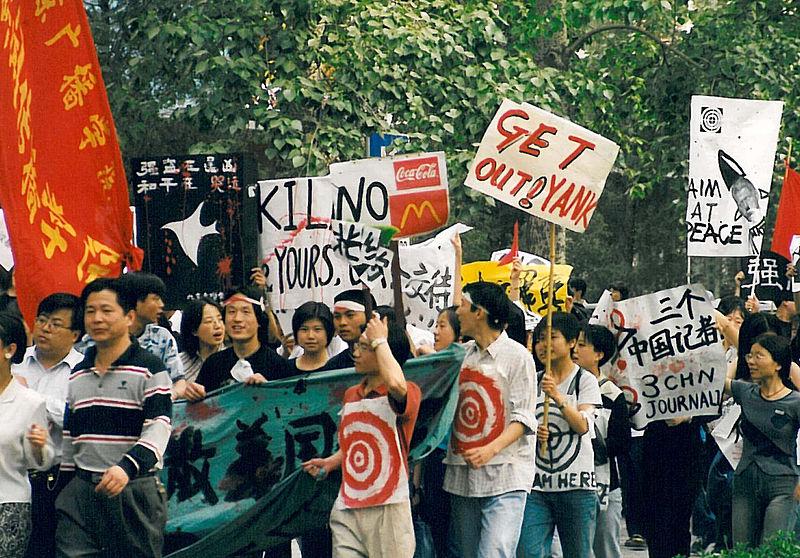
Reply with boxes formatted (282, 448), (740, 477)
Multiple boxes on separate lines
(303, 315), (420, 557)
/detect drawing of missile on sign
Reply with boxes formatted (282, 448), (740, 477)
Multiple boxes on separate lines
(463, 99), (619, 232)
(686, 95), (783, 258)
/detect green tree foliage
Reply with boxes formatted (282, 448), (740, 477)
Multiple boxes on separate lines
(86, 0), (800, 301)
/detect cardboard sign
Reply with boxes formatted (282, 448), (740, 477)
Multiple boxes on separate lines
(464, 99), (619, 232)
(791, 235), (800, 293)
(591, 284), (727, 428)
(461, 260), (572, 316)
(739, 250), (792, 303)
(132, 154), (258, 308)
(686, 96), (783, 257)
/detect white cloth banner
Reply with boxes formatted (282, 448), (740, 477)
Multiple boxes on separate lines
(686, 95), (783, 257)
(591, 284), (727, 428)
(464, 99), (619, 233)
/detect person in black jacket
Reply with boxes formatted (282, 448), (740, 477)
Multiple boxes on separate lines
(574, 323), (631, 558)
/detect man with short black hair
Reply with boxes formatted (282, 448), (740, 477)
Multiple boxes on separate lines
(569, 277), (590, 323)
(322, 289), (377, 371)
(445, 281), (537, 557)
(13, 293), (83, 558)
(56, 278), (172, 558)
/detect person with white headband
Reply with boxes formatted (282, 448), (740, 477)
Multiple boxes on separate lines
(322, 289), (378, 372)
(188, 285), (290, 400)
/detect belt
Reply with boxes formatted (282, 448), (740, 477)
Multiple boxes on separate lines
(29, 465), (61, 480)
(76, 468), (156, 484)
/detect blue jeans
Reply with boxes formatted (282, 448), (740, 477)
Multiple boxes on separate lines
(449, 491), (527, 558)
(517, 489), (598, 558)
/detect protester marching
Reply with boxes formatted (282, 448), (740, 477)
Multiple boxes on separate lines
(2, 3), (800, 558)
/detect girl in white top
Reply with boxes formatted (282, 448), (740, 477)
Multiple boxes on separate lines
(0, 313), (53, 557)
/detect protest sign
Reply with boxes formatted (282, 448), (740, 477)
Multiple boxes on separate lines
(0, 211), (13, 271)
(161, 346), (463, 556)
(460, 260), (572, 316)
(0, 0), (140, 323)
(791, 235), (800, 293)
(490, 249), (549, 266)
(133, 154), (257, 308)
(328, 152), (449, 238)
(329, 220), (394, 293)
(591, 284), (726, 429)
(464, 99), (619, 232)
(738, 250), (791, 303)
(686, 96), (783, 257)
(711, 402), (742, 469)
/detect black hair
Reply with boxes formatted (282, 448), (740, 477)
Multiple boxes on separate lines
(717, 295), (745, 318)
(221, 285), (270, 346)
(292, 301), (334, 347)
(463, 282), (510, 331)
(0, 312), (28, 364)
(735, 312), (783, 380)
(386, 319), (412, 367)
(506, 302), (526, 345)
(0, 267), (11, 291)
(375, 305), (396, 322)
(117, 272), (166, 303)
(438, 305), (461, 341)
(37, 292), (84, 335)
(569, 277), (587, 296)
(752, 333), (794, 390)
(581, 323), (617, 367)
(180, 298), (223, 358)
(533, 311), (581, 344)
(333, 289), (377, 310)
(608, 281), (629, 300)
(81, 277), (136, 313)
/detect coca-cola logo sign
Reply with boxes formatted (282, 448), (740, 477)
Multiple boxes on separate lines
(393, 157), (441, 190)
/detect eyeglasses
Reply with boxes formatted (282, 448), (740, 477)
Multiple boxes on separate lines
(35, 315), (71, 331)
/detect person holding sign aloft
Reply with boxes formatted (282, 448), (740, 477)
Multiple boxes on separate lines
(723, 333), (800, 548)
(517, 312), (601, 558)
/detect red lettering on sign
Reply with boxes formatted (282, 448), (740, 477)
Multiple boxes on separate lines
(558, 135), (596, 170)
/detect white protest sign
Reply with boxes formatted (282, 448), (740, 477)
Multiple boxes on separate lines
(490, 249), (549, 266)
(592, 284), (726, 429)
(0, 210), (14, 271)
(686, 96), (783, 257)
(465, 99), (619, 232)
(329, 220), (394, 293)
(711, 402), (742, 469)
(329, 152), (449, 238)
(791, 235), (800, 293)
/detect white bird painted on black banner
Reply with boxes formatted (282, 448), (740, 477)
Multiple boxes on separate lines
(161, 201), (220, 266)
(717, 149), (768, 254)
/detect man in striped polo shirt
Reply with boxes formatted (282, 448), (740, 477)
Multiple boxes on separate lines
(55, 277), (173, 558)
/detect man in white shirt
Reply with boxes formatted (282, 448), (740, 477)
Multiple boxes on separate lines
(12, 293), (83, 558)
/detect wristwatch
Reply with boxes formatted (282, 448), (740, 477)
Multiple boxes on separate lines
(370, 337), (388, 349)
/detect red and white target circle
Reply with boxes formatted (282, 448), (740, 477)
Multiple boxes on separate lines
(452, 367), (505, 453)
(341, 410), (403, 508)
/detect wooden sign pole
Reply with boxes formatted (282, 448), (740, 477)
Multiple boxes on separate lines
(539, 222), (557, 457)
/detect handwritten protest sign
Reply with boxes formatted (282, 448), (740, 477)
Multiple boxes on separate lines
(711, 402), (742, 469)
(686, 96), (783, 257)
(739, 250), (791, 303)
(328, 152), (449, 238)
(460, 260), (572, 316)
(591, 284), (726, 429)
(464, 99), (619, 232)
(133, 154), (257, 308)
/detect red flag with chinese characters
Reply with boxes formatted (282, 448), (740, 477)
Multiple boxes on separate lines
(497, 221), (519, 265)
(770, 165), (800, 260)
(0, 1), (140, 324)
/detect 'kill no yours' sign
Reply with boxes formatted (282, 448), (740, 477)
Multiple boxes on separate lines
(465, 99), (619, 233)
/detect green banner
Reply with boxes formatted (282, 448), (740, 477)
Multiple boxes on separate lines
(163, 345), (464, 557)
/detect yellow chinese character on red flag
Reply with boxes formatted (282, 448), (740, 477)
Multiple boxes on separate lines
(60, 63), (96, 110)
(44, 23), (80, 47)
(77, 235), (120, 283)
(78, 114), (109, 150)
(21, 149), (41, 224)
(35, 0), (63, 23)
(40, 184), (77, 258)
(97, 164), (114, 192)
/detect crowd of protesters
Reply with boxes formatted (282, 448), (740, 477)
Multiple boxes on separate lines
(0, 242), (799, 558)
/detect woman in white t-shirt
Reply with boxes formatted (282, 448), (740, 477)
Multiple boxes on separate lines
(518, 312), (602, 558)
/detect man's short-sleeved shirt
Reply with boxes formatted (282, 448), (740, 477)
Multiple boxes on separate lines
(196, 345), (289, 393)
